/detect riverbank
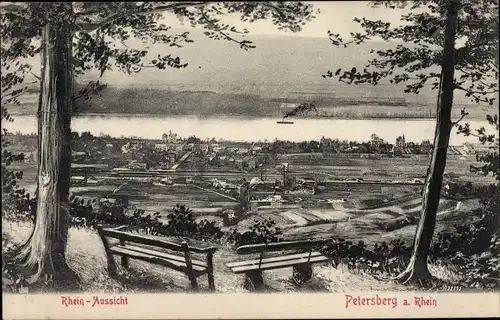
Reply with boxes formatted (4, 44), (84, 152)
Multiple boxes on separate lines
(3, 114), (494, 145)
(6, 107), (493, 121)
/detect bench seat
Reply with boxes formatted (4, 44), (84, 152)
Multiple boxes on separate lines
(226, 251), (328, 274)
(110, 244), (209, 277)
(225, 239), (334, 291)
(97, 225), (217, 291)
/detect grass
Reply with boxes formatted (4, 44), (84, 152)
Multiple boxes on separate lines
(2, 218), (469, 294)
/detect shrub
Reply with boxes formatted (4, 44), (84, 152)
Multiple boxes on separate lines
(132, 204), (224, 242)
(320, 238), (411, 276)
(227, 218), (283, 247)
(376, 215), (417, 232)
(430, 210), (500, 289)
(1, 189), (35, 222)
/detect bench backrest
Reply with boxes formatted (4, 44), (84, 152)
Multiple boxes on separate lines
(236, 238), (334, 255)
(97, 225), (217, 254)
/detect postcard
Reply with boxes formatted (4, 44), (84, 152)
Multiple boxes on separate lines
(1, 1), (499, 319)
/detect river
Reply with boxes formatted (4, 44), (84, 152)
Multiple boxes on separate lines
(3, 114), (494, 145)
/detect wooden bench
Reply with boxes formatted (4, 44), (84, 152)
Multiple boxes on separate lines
(97, 225), (217, 291)
(226, 239), (334, 291)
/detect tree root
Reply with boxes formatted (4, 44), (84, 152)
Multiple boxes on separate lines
(11, 241), (81, 292)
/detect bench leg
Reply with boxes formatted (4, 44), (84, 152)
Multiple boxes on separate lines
(244, 270), (264, 291)
(188, 274), (198, 290)
(207, 252), (215, 291)
(208, 272), (215, 291)
(121, 256), (129, 269)
(105, 252), (118, 277)
(292, 264), (313, 285)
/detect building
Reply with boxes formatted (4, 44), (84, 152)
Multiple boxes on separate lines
(250, 195), (285, 211)
(127, 161), (148, 170)
(201, 143), (211, 154)
(154, 144), (169, 151)
(421, 140), (433, 154)
(121, 142), (140, 154)
(235, 159), (244, 169)
(162, 130), (178, 143)
(370, 134), (384, 147)
(166, 151), (177, 164)
(237, 148), (249, 155)
(169, 143), (184, 153)
(244, 157), (257, 170)
(392, 135), (406, 156)
(218, 156), (227, 164)
(250, 146), (263, 154)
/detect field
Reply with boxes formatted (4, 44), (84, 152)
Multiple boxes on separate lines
(9, 148), (491, 244)
(3, 152), (488, 295)
(234, 195), (477, 247)
(72, 181), (239, 217)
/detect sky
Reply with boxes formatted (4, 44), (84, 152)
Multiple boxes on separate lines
(88, 1), (414, 88)
(21, 1), (446, 99)
(160, 1), (410, 38)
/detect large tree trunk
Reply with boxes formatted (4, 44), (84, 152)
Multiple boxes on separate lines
(397, 0), (460, 284)
(15, 2), (79, 291)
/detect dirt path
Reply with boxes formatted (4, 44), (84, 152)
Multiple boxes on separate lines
(281, 210), (308, 227)
(192, 185), (238, 202)
(171, 151), (193, 170)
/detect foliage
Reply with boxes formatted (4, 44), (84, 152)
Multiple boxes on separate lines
(71, 201), (224, 242)
(457, 114), (499, 180)
(431, 218), (499, 289)
(437, 112), (500, 289)
(227, 218), (283, 247)
(161, 204), (223, 241)
(376, 215), (417, 232)
(1, 62), (29, 222)
(283, 102), (317, 119)
(1, 1), (316, 289)
(321, 238), (412, 276)
(323, 0), (498, 106)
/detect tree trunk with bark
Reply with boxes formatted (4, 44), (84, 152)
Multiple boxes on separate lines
(397, 0), (460, 284)
(15, 2), (79, 291)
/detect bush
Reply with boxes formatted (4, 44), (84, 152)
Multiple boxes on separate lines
(227, 218), (283, 247)
(430, 211), (500, 289)
(376, 215), (417, 232)
(125, 204), (223, 242)
(320, 238), (411, 276)
(1, 189), (35, 222)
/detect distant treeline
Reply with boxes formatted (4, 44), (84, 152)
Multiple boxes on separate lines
(73, 87), (423, 117)
(13, 86), (491, 119)
(74, 87), (283, 117)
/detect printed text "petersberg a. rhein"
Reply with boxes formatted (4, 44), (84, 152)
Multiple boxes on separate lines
(345, 294), (438, 308)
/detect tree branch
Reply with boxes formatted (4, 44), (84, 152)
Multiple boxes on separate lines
(454, 83), (498, 95)
(75, 2), (213, 32)
(456, 41), (498, 53)
(198, 7), (249, 47)
(29, 71), (41, 81)
(451, 108), (469, 126)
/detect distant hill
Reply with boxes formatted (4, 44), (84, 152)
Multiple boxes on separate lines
(7, 85), (490, 120)
(6, 29), (496, 119)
